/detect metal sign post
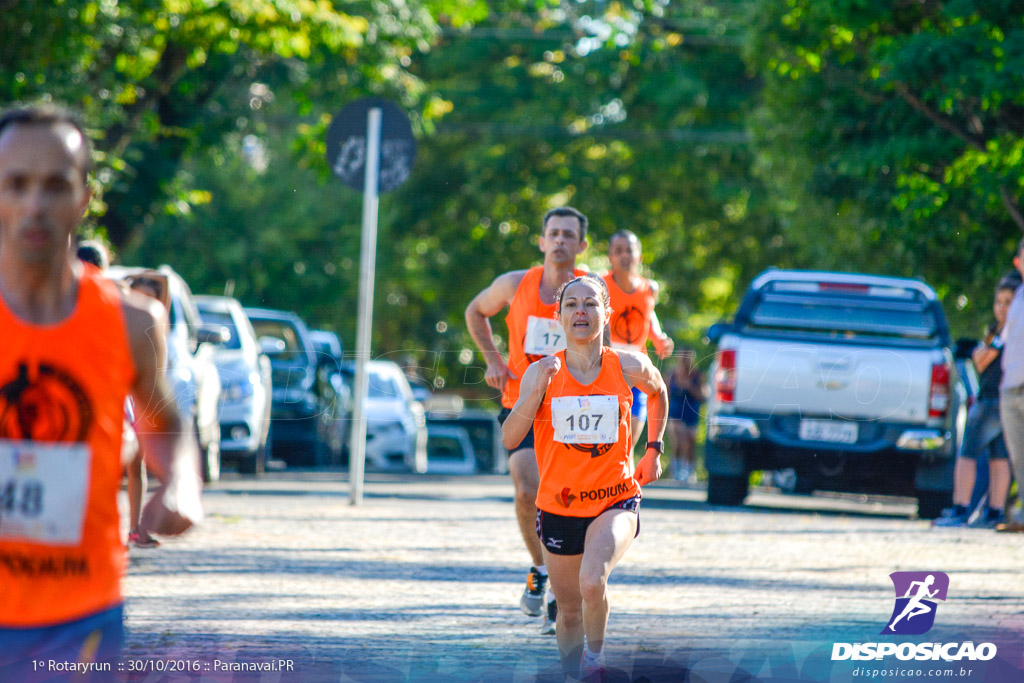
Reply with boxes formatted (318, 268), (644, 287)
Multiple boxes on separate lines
(348, 107), (381, 506)
(325, 98), (416, 506)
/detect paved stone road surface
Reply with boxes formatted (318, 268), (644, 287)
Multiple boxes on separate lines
(120, 473), (1024, 682)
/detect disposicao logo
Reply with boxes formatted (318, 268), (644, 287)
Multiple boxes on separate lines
(884, 571), (948, 635)
(831, 571), (997, 663)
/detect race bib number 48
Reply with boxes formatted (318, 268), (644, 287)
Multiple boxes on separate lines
(551, 395), (619, 444)
(0, 440), (91, 546)
(524, 316), (566, 356)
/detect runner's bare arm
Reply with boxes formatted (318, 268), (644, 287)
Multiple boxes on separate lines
(620, 350), (667, 486)
(647, 281), (674, 359)
(465, 270), (527, 390)
(647, 309), (674, 359)
(123, 295), (204, 536)
(501, 356), (559, 449)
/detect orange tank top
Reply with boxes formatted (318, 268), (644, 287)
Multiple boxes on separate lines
(501, 266), (585, 409)
(603, 273), (655, 352)
(0, 268), (136, 627)
(534, 348), (638, 517)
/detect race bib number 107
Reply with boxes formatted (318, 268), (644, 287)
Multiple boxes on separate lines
(0, 440), (91, 546)
(551, 395), (619, 444)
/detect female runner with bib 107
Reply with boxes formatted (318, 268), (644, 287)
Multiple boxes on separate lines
(501, 274), (668, 679)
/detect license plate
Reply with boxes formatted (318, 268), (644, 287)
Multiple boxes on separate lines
(799, 419), (858, 444)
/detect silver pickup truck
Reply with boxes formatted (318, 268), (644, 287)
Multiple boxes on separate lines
(704, 269), (967, 518)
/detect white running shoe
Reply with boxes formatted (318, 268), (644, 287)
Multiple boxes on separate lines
(540, 597), (557, 635)
(581, 648), (607, 681)
(519, 566), (547, 616)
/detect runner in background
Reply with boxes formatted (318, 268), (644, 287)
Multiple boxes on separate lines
(603, 230), (674, 448)
(123, 271), (172, 548)
(75, 241), (161, 547)
(465, 207), (589, 634)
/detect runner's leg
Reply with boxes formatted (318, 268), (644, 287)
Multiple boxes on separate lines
(579, 508), (638, 653)
(629, 387), (647, 450)
(544, 549), (584, 668)
(128, 451), (143, 533)
(509, 447), (544, 566)
(682, 425), (697, 473)
(989, 457), (1010, 510)
(952, 457), (977, 507)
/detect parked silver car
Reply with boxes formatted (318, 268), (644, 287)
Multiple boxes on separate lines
(343, 360), (427, 472)
(195, 296), (273, 475)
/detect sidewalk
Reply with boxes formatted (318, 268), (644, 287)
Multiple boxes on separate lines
(121, 473), (1024, 682)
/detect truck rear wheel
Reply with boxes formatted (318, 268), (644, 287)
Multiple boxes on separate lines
(707, 474), (749, 506)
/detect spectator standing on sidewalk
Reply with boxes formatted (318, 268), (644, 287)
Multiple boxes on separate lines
(934, 280), (1014, 528)
(667, 349), (705, 483)
(997, 240), (1024, 533)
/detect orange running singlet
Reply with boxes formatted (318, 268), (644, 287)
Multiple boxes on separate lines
(0, 269), (137, 627)
(501, 266), (585, 409)
(534, 348), (638, 517)
(603, 273), (655, 352)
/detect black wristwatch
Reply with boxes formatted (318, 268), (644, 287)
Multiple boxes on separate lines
(645, 441), (664, 454)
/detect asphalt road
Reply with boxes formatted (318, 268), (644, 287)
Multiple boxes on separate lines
(118, 472), (1024, 683)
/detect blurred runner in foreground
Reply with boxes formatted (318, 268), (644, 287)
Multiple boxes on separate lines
(0, 105), (203, 681)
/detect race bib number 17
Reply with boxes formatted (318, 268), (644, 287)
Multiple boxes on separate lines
(551, 395), (620, 444)
(524, 316), (566, 356)
(0, 440), (91, 546)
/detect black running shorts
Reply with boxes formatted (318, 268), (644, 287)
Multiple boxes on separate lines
(535, 494), (641, 556)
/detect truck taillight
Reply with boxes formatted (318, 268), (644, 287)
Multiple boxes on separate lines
(929, 363), (950, 418)
(715, 349), (737, 403)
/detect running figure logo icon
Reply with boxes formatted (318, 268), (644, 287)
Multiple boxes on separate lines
(883, 571), (949, 635)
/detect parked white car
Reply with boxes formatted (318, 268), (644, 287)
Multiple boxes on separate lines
(344, 361), (427, 472)
(425, 425), (477, 475)
(195, 295), (273, 475)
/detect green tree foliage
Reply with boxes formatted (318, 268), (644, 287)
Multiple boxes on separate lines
(0, 0), (488, 246)
(373, 1), (786, 391)
(746, 0), (1024, 335)
(123, 1), (784, 396)
(8, 0), (1022, 393)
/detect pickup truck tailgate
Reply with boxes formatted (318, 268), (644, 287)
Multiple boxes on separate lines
(734, 338), (937, 422)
